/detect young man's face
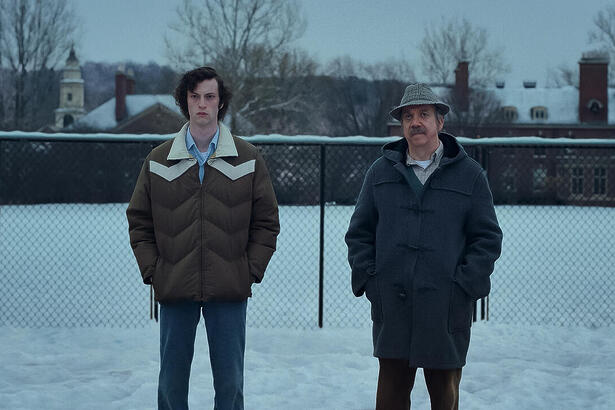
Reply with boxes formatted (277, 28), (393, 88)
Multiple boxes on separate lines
(401, 104), (444, 150)
(187, 78), (221, 130)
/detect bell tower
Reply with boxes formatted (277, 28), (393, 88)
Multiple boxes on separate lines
(55, 47), (85, 129)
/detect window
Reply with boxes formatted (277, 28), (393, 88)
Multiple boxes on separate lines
(533, 167), (547, 192)
(530, 106), (548, 120)
(67, 93), (73, 102)
(594, 168), (606, 195)
(502, 166), (517, 193)
(63, 114), (74, 127)
(571, 167), (584, 195)
(587, 98), (604, 113)
(501, 106), (518, 122)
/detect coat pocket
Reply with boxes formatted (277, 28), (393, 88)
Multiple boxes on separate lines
(151, 257), (162, 293)
(365, 273), (383, 322)
(448, 281), (473, 332)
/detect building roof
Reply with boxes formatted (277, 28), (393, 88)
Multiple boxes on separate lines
(491, 86), (579, 124)
(421, 85), (615, 125)
(73, 95), (182, 131)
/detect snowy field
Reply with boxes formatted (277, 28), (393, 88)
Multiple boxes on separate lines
(1, 204), (614, 408)
(1, 323), (614, 409)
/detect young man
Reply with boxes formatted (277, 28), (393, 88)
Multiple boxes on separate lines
(345, 83), (502, 409)
(126, 67), (280, 410)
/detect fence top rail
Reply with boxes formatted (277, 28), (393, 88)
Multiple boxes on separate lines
(1, 130), (615, 147)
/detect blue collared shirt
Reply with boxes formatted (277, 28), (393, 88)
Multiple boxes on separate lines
(186, 126), (219, 183)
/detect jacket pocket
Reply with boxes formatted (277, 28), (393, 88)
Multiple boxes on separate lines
(365, 273), (383, 322)
(152, 257), (163, 294)
(448, 281), (473, 332)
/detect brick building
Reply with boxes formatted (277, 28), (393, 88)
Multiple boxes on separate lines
(388, 52), (615, 206)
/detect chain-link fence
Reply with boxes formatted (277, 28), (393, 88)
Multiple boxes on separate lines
(1, 133), (614, 328)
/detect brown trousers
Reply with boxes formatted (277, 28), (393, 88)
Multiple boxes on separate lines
(376, 358), (462, 410)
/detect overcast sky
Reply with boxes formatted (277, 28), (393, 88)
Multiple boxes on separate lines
(73, 0), (613, 87)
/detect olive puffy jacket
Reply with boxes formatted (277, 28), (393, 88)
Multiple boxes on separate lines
(127, 122), (280, 303)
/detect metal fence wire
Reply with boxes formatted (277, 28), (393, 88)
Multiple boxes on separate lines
(0, 133), (614, 328)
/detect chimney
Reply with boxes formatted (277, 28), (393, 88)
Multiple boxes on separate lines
(454, 61), (469, 112)
(126, 68), (136, 95)
(115, 65), (127, 122)
(579, 51), (609, 123)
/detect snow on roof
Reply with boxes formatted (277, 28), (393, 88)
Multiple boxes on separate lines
(74, 95), (182, 130)
(426, 84), (615, 125)
(4, 130), (615, 147)
(491, 86), (579, 124)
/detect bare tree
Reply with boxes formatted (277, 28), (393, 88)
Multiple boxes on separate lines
(443, 88), (502, 138)
(321, 56), (408, 136)
(364, 57), (416, 82)
(0, 0), (78, 130)
(546, 64), (578, 88)
(589, 4), (615, 82)
(166, 0), (315, 133)
(323, 55), (415, 82)
(419, 17), (508, 86)
(0, 16), (6, 129)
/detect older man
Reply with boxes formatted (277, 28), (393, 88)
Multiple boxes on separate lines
(345, 83), (502, 410)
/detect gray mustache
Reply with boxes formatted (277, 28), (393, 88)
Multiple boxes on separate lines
(410, 127), (427, 135)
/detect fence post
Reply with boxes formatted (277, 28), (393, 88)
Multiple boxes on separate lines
(318, 145), (325, 328)
(0, 139), (3, 202)
(480, 145), (490, 322)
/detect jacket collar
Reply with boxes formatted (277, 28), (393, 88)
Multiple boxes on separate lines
(168, 121), (237, 161)
(382, 132), (465, 166)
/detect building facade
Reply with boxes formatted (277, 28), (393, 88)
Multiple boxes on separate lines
(388, 52), (615, 207)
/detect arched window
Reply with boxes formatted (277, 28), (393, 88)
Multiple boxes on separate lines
(63, 114), (74, 127)
(587, 99), (603, 113)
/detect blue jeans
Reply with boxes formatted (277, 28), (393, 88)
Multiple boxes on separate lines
(158, 300), (247, 410)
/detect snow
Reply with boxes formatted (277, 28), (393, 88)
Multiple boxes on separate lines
(60, 79), (85, 84)
(3, 130), (615, 146)
(492, 86), (579, 124)
(73, 95), (182, 130)
(395, 84), (615, 125)
(1, 203), (614, 408)
(0, 324), (613, 409)
(2, 204), (613, 329)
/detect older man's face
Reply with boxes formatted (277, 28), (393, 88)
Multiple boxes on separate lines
(401, 104), (444, 151)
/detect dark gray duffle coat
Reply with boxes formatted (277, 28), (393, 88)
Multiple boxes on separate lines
(345, 133), (502, 368)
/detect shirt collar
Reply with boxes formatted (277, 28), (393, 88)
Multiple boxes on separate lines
(186, 126), (220, 154)
(406, 141), (443, 167)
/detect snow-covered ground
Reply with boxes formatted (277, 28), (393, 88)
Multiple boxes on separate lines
(1, 204), (614, 408)
(1, 323), (613, 409)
